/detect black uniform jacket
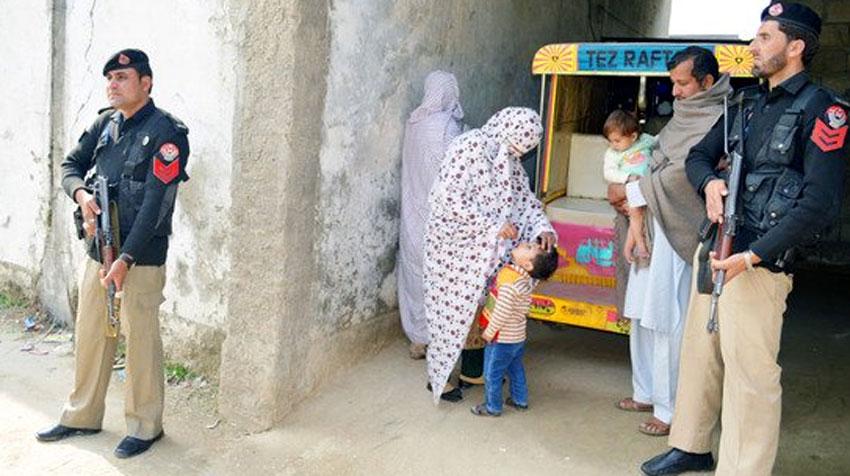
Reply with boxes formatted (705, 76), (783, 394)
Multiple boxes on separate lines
(61, 99), (190, 266)
(686, 72), (849, 267)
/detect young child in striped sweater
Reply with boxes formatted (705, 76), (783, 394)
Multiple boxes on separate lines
(471, 240), (559, 417)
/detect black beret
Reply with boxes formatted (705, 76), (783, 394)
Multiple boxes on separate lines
(761, 2), (822, 36)
(102, 48), (152, 77)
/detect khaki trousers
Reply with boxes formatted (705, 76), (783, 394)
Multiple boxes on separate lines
(670, 251), (792, 476)
(669, 252), (722, 453)
(60, 258), (166, 440)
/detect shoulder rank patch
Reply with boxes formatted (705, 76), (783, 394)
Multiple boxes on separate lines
(812, 105), (848, 153)
(153, 142), (181, 184)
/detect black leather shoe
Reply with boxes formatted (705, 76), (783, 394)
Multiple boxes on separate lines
(114, 431), (164, 459)
(641, 448), (715, 476)
(35, 424), (101, 442)
(425, 382), (464, 402)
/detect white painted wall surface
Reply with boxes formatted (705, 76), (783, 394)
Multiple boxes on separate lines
(0, 2), (53, 279)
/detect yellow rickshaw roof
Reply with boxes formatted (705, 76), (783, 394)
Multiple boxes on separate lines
(532, 42), (754, 78)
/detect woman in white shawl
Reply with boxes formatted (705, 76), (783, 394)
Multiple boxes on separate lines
(424, 107), (556, 403)
(398, 71), (465, 359)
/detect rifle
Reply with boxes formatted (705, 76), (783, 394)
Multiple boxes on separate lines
(707, 96), (745, 333)
(91, 176), (122, 338)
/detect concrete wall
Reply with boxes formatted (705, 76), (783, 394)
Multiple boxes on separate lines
(593, 0), (671, 39)
(0, 2), (53, 299)
(2, 0), (668, 430)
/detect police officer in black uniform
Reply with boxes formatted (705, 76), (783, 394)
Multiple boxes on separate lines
(36, 49), (189, 459)
(641, 3), (849, 475)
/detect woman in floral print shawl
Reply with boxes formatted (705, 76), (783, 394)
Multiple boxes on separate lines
(423, 107), (556, 403)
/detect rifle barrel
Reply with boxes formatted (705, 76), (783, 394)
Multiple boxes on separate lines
(707, 95), (746, 334)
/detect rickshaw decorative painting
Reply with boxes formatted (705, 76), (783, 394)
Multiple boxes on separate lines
(550, 221), (617, 288)
(528, 220), (624, 334)
(532, 44), (579, 74)
(715, 44), (755, 76)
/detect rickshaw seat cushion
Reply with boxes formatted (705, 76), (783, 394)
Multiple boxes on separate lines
(546, 196), (615, 228)
(567, 133), (609, 200)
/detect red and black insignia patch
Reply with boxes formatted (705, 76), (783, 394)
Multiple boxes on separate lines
(812, 105), (848, 153)
(153, 143), (180, 184)
(118, 53), (131, 65)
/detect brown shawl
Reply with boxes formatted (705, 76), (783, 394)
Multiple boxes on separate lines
(638, 74), (732, 262)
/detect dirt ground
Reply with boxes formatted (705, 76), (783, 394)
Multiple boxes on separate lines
(1, 270), (848, 475)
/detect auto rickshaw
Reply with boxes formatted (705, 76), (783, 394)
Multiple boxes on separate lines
(527, 41), (756, 334)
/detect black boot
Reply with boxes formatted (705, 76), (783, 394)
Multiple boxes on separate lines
(641, 448), (715, 476)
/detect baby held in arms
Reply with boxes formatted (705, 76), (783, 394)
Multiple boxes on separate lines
(602, 109), (655, 261)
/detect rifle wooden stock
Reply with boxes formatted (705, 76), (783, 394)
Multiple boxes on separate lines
(100, 239), (115, 277)
(714, 222), (734, 262)
(98, 221), (115, 265)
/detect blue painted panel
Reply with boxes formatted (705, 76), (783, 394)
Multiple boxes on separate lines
(577, 43), (714, 73)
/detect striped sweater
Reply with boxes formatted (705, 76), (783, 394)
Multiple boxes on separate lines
(479, 265), (534, 343)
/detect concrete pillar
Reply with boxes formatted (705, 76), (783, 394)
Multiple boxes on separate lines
(218, 0), (331, 430)
(39, 0), (79, 325)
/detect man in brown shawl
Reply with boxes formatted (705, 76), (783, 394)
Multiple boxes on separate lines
(616, 47), (732, 437)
